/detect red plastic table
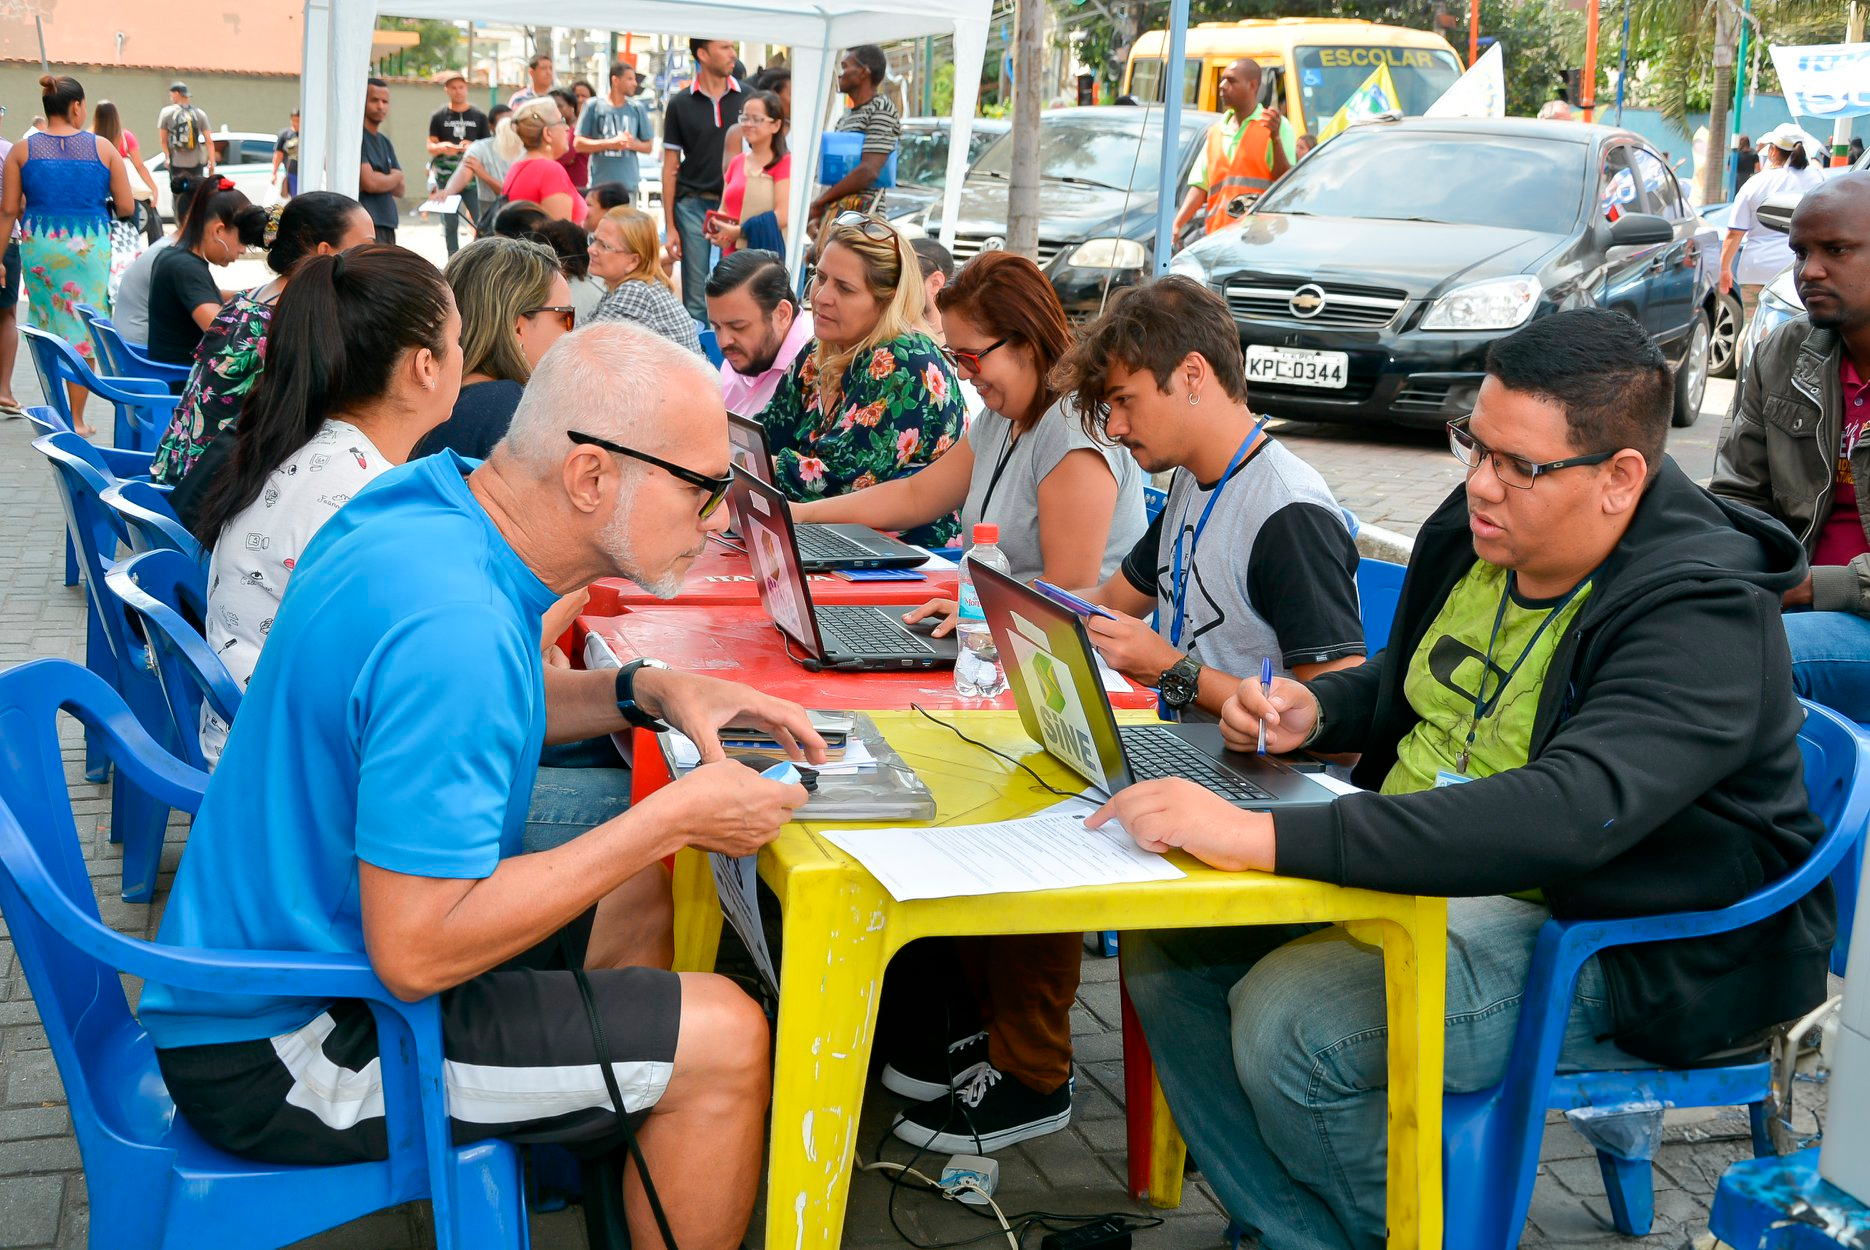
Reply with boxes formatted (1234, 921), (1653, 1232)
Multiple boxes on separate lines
(587, 543), (958, 612)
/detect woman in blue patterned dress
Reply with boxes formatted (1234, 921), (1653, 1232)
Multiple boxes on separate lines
(0, 75), (133, 432)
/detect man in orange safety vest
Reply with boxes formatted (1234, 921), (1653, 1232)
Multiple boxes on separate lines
(1171, 57), (1298, 247)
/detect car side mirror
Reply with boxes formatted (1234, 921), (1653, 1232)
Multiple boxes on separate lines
(1606, 212), (1674, 248)
(1756, 195), (1799, 235)
(1224, 192), (1260, 220)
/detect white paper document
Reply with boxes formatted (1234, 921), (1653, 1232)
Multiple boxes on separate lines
(417, 194), (462, 215)
(823, 804), (1185, 902)
(710, 852), (779, 995)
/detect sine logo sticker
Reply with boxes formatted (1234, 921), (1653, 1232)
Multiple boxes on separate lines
(1005, 614), (1102, 785)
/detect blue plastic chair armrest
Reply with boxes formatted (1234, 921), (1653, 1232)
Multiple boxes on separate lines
(91, 374), (173, 401)
(97, 448), (156, 479)
(63, 671), (211, 816)
(104, 565), (241, 724)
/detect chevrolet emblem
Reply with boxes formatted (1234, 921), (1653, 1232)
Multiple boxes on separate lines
(1289, 284), (1328, 319)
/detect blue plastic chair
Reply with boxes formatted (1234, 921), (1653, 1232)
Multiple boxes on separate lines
(33, 431), (179, 899)
(20, 324), (180, 453)
(101, 479), (204, 563)
(1441, 700), (1870, 1248)
(0, 658), (528, 1249)
(74, 302), (193, 388)
(27, 407), (153, 587)
(106, 551), (240, 774)
(698, 327), (725, 367)
(1355, 558), (1406, 654)
(1711, 1148), (1870, 1249)
(1143, 485), (1168, 522)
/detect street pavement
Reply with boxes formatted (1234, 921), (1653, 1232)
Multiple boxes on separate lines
(0, 221), (1828, 1248)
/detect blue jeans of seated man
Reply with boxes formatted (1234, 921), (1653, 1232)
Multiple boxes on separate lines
(673, 195), (713, 320)
(524, 736), (632, 852)
(1121, 896), (1649, 1250)
(1784, 609), (1870, 722)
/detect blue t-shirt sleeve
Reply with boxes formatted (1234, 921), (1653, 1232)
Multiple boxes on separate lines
(352, 604), (539, 879)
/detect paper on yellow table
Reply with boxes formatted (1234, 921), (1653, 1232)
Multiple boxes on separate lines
(821, 799), (1185, 902)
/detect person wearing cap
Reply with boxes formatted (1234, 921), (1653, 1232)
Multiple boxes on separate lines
(429, 72), (490, 256)
(1721, 122), (1827, 320)
(158, 82), (213, 227)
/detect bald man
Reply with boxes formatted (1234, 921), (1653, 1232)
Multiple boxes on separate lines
(1714, 171), (1870, 718)
(1171, 57), (1296, 246)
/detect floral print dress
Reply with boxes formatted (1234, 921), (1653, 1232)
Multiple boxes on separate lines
(151, 289), (275, 484)
(14, 132), (111, 363)
(758, 330), (967, 548)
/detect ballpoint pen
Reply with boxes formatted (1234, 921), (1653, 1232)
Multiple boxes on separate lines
(1258, 656), (1274, 755)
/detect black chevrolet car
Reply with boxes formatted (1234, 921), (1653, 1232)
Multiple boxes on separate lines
(1168, 117), (1719, 428)
(913, 106), (1219, 323)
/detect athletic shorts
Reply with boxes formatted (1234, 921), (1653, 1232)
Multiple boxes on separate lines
(155, 910), (682, 1165)
(0, 241), (19, 311)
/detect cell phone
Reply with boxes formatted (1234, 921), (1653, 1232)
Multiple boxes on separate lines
(1032, 580), (1118, 621)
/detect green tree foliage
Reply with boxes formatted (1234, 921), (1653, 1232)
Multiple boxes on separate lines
(1621, 0), (1846, 136)
(1453, 0), (1586, 118)
(374, 17), (463, 78)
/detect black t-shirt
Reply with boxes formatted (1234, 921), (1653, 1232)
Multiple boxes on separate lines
(428, 105), (490, 177)
(360, 127), (402, 230)
(662, 78), (747, 201)
(1735, 149), (1760, 189)
(146, 247), (223, 366)
(275, 126), (298, 175)
(412, 379), (525, 461)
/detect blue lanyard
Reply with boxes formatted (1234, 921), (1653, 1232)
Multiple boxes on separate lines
(1456, 569), (1592, 774)
(1169, 420), (1267, 650)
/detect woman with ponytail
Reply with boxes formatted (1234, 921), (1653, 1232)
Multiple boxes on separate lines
(151, 192), (375, 483)
(145, 179), (260, 373)
(0, 74), (134, 429)
(175, 245), (459, 764)
(498, 97), (579, 221)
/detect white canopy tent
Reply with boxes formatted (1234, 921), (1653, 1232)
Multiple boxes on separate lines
(298, 0), (990, 273)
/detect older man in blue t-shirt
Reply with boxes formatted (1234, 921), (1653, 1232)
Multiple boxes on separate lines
(139, 322), (824, 1244)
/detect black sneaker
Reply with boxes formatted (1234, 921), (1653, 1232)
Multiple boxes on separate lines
(881, 1030), (989, 1101)
(889, 1062), (1073, 1154)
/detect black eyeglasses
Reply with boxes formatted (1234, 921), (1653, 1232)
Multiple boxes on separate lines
(831, 210), (898, 244)
(567, 430), (733, 518)
(1447, 415), (1616, 490)
(942, 337), (1008, 374)
(524, 305), (576, 331)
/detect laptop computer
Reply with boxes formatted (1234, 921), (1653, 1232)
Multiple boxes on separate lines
(726, 413), (930, 571)
(970, 560), (1337, 811)
(730, 468), (959, 671)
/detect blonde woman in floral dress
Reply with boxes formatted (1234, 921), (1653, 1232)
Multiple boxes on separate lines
(756, 212), (965, 548)
(0, 74), (132, 430)
(151, 193), (374, 484)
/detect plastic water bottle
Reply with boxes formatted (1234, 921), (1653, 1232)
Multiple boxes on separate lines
(954, 523), (1010, 698)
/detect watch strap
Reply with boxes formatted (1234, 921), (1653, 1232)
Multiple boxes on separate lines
(614, 659), (672, 733)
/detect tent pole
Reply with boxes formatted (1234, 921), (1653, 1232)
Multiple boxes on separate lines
(1150, 0), (1190, 275)
(1469, 0), (1479, 67)
(1581, 0), (1600, 122)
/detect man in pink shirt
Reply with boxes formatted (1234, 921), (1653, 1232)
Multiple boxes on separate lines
(1713, 172), (1870, 717)
(704, 249), (813, 417)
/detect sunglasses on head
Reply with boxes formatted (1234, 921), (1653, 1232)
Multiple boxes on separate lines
(567, 430), (732, 518)
(831, 210), (898, 245)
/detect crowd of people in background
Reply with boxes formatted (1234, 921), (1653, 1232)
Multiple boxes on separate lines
(3, 51), (1869, 1250)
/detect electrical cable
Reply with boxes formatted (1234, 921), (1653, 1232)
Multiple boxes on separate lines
(909, 703), (1086, 800)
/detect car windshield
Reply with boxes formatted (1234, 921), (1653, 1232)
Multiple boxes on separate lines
(1255, 129), (1585, 234)
(971, 116), (1188, 192)
(895, 127), (1001, 189)
(1294, 46), (1463, 122)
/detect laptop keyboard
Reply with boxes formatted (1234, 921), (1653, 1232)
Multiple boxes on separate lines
(1119, 725), (1276, 803)
(818, 605), (935, 656)
(796, 527), (877, 563)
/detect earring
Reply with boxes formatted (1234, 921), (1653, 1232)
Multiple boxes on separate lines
(1187, 391), (1201, 406)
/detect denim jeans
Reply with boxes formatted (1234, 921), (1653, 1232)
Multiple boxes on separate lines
(1783, 609), (1870, 722)
(1122, 896), (1648, 1250)
(673, 195), (713, 320)
(523, 741), (632, 853)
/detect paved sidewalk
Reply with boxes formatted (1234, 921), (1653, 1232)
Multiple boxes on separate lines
(0, 295), (1829, 1249)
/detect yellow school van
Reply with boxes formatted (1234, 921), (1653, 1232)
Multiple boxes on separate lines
(1123, 18), (1463, 136)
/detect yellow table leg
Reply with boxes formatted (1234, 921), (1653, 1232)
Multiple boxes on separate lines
(1147, 1066), (1187, 1209)
(669, 848), (724, 974)
(765, 866), (896, 1250)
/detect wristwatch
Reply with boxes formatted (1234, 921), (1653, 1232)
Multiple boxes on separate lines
(614, 658), (673, 732)
(1158, 656), (1203, 712)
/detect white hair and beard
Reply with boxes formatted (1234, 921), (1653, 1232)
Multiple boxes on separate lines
(498, 321), (720, 595)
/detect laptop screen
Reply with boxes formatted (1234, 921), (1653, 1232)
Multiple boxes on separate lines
(726, 413), (775, 485)
(970, 561), (1133, 797)
(726, 468), (825, 658)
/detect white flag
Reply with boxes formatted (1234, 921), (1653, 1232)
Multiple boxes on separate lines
(1425, 44), (1506, 119)
(1770, 43), (1870, 121)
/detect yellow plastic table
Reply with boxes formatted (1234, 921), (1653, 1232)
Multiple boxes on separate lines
(666, 711), (1447, 1250)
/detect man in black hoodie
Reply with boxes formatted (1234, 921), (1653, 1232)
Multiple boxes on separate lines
(1099, 309), (1830, 1250)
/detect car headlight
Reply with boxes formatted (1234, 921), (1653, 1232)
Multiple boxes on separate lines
(1763, 264), (1802, 314)
(1068, 237), (1149, 270)
(1167, 250), (1208, 283)
(1420, 276), (1542, 331)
